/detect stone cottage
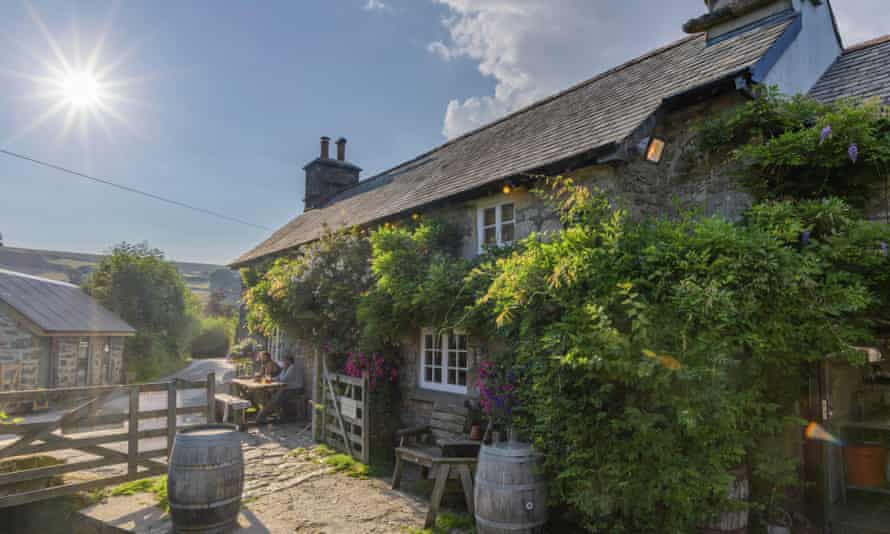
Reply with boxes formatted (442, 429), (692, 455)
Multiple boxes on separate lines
(0, 269), (135, 391)
(232, 0), (887, 425)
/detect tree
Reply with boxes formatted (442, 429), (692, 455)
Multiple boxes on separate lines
(83, 242), (200, 381)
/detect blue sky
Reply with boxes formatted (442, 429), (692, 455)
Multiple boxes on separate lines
(1, 1), (885, 265)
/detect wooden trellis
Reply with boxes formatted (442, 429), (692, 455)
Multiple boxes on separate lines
(320, 357), (370, 464)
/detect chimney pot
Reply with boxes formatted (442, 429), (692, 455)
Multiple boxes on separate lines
(320, 136), (331, 159)
(336, 137), (347, 161)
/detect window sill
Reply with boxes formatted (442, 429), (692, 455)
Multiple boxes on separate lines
(410, 387), (471, 405)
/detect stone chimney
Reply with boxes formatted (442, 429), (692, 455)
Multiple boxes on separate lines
(303, 136), (361, 210)
(684, 0), (793, 40)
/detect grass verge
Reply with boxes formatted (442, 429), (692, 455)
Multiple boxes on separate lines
(407, 512), (476, 534)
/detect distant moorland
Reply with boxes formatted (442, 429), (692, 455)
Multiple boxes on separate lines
(0, 245), (240, 304)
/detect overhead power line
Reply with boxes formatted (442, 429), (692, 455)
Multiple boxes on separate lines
(1, 149), (271, 231)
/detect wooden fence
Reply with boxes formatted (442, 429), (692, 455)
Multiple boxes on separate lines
(0, 373), (217, 508)
(320, 358), (370, 463)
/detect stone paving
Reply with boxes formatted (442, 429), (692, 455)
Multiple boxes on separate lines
(79, 422), (429, 534)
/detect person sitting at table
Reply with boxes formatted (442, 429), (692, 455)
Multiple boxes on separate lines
(257, 355), (304, 424)
(258, 351), (281, 379)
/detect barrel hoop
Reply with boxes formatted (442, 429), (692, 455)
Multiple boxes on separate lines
(169, 494), (241, 510)
(479, 454), (539, 465)
(170, 460), (243, 470)
(474, 479), (545, 492)
(171, 518), (237, 532)
(475, 515), (547, 531)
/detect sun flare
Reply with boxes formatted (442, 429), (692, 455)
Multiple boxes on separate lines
(2, 3), (142, 147)
(59, 71), (105, 109)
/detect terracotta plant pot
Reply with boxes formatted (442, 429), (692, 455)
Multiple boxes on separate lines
(845, 445), (887, 487)
(469, 424), (482, 441)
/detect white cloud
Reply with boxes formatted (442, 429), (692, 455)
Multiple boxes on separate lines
(427, 41), (453, 61)
(833, 0), (890, 47)
(363, 0), (390, 12)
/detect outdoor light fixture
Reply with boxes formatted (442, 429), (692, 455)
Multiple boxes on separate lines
(411, 213), (421, 221)
(502, 184), (512, 195)
(645, 137), (666, 163)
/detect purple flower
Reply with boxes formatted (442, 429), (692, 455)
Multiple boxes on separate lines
(800, 230), (812, 246)
(849, 143), (859, 164)
(820, 125), (832, 144)
(881, 241), (888, 257)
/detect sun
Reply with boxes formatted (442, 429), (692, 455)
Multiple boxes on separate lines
(59, 71), (105, 109)
(2, 3), (141, 147)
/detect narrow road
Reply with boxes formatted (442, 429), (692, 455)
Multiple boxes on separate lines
(100, 358), (235, 414)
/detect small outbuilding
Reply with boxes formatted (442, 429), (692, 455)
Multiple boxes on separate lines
(0, 269), (135, 391)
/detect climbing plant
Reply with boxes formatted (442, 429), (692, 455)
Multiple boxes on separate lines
(241, 228), (372, 352)
(469, 176), (890, 532)
(698, 86), (890, 208)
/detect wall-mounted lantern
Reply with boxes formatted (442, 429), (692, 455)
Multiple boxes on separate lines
(645, 138), (666, 164)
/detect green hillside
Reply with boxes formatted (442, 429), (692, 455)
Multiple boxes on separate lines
(0, 246), (240, 304)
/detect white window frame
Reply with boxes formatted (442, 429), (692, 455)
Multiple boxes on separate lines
(477, 200), (516, 254)
(419, 328), (470, 394)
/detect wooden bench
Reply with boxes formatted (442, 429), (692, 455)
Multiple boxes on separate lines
(392, 403), (480, 528)
(215, 393), (250, 431)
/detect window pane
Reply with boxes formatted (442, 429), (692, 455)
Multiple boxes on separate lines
(501, 223), (515, 243)
(425, 367), (433, 381)
(448, 369), (457, 385)
(501, 203), (514, 222)
(484, 227), (497, 245)
(483, 207), (496, 226)
(425, 334), (433, 349)
(457, 335), (467, 351)
(448, 334), (457, 350)
(458, 353), (468, 369)
(434, 368), (442, 383)
(458, 371), (467, 386)
(434, 353), (442, 366)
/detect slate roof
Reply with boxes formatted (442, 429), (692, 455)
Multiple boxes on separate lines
(810, 34), (890, 104)
(233, 16), (795, 266)
(0, 269), (136, 335)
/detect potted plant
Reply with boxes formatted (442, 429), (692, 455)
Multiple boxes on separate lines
(476, 359), (518, 443)
(464, 399), (484, 440)
(754, 450), (799, 534)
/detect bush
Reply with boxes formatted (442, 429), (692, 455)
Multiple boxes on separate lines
(190, 315), (236, 358)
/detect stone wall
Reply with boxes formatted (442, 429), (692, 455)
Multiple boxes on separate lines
(54, 337), (81, 387)
(0, 310), (44, 390)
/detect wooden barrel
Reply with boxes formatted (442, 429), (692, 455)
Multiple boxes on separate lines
(168, 424), (243, 534)
(474, 442), (547, 534)
(700, 467), (749, 534)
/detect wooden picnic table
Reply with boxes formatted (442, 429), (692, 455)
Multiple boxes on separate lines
(230, 378), (285, 422)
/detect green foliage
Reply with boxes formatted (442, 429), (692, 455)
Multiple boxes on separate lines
(359, 219), (478, 349)
(469, 177), (889, 532)
(83, 242), (200, 381)
(322, 453), (369, 478)
(108, 476), (169, 513)
(242, 228), (371, 352)
(408, 512), (476, 534)
(698, 87), (890, 206)
(190, 314), (237, 358)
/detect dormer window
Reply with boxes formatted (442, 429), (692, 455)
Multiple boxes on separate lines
(477, 202), (515, 253)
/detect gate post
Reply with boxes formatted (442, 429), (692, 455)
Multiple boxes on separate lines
(206, 372), (216, 423)
(167, 379), (177, 457)
(128, 387), (139, 478)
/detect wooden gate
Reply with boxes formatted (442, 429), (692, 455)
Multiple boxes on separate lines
(0, 373), (217, 508)
(320, 357), (369, 463)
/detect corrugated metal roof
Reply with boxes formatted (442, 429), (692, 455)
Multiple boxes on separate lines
(0, 269), (136, 335)
(810, 34), (890, 105)
(232, 16), (795, 266)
